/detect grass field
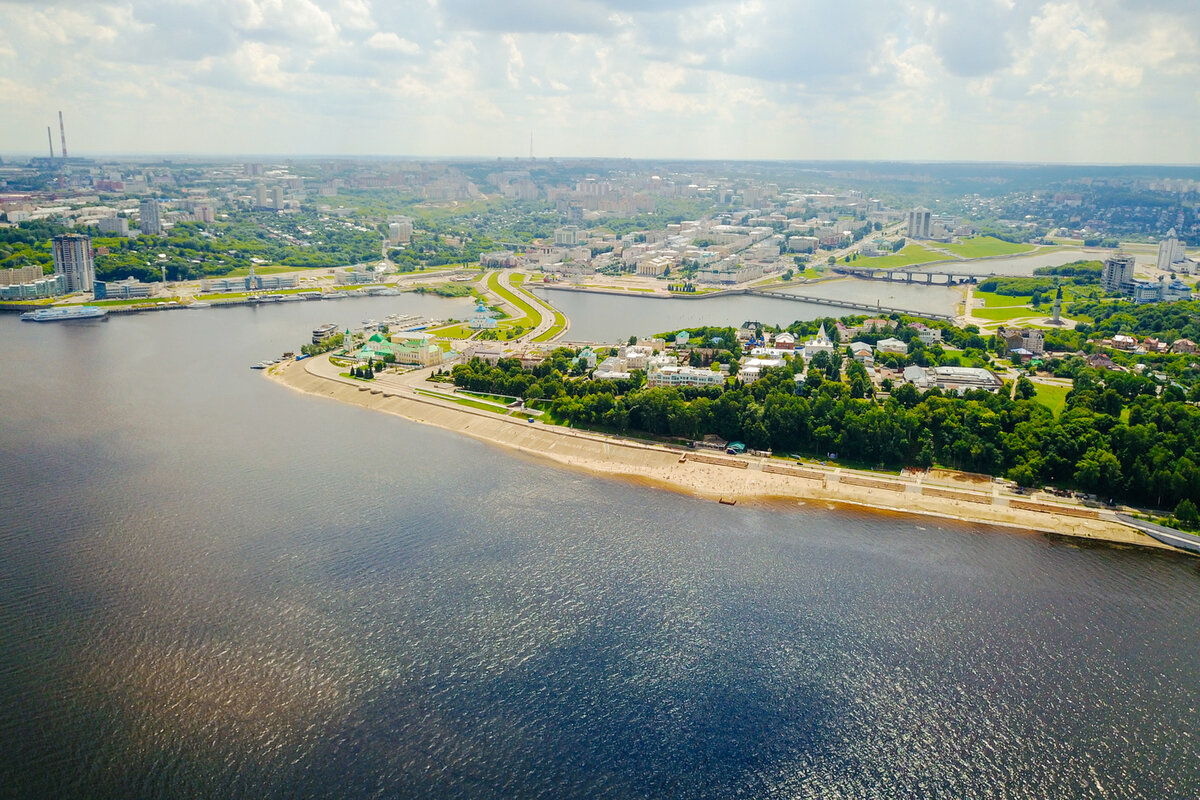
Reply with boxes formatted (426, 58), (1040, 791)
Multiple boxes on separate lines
(533, 310), (568, 343)
(976, 291), (1032, 307)
(975, 306), (1044, 321)
(848, 244), (952, 269)
(414, 388), (509, 414)
(940, 236), (1035, 259)
(1033, 383), (1070, 417)
(427, 323), (476, 339)
(88, 297), (180, 307)
(222, 264), (320, 277)
(486, 271), (542, 331)
(460, 390), (518, 404)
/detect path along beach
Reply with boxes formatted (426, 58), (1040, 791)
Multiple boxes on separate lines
(268, 355), (1171, 554)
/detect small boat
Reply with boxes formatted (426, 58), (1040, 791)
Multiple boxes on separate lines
(187, 302), (211, 308)
(718, 498), (737, 506)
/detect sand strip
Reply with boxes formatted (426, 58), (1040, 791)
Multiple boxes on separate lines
(266, 357), (1176, 554)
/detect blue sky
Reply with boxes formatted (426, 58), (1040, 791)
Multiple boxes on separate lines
(1, 0), (1197, 162)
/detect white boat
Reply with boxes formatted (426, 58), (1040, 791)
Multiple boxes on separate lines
(21, 306), (109, 322)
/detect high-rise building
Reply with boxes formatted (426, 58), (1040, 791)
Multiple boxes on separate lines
(139, 198), (162, 235)
(255, 184), (267, 209)
(387, 216), (413, 244)
(1101, 254), (1137, 292)
(1158, 228), (1187, 271)
(52, 233), (94, 294)
(907, 207), (932, 239)
(271, 186), (283, 210)
(554, 225), (580, 246)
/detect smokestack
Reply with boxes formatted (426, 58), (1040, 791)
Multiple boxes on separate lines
(58, 111), (68, 159)
(47, 126), (55, 158)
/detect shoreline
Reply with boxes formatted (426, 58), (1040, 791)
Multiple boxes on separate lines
(266, 356), (1176, 555)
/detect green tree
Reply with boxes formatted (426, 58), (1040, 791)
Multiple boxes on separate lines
(1175, 499), (1199, 529)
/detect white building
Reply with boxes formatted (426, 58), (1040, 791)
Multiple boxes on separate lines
(52, 233), (94, 293)
(907, 207), (931, 239)
(554, 225), (581, 246)
(802, 323), (836, 360)
(637, 256), (672, 277)
(646, 364), (725, 389)
(388, 216), (414, 244)
(876, 337), (908, 355)
(739, 356), (786, 383)
(1157, 228), (1194, 273)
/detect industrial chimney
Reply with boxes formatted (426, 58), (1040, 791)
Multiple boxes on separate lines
(58, 111), (68, 159)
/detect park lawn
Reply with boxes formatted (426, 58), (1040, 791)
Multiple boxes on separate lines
(940, 236), (1035, 259)
(90, 297), (178, 307)
(414, 388), (510, 414)
(460, 390), (519, 404)
(429, 323), (476, 339)
(975, 306), (1043, 321)
(847, 244), (952, 269)
(1033, 383), (1071, 417)
(977, 291), (1032, 307)
(222, 264), (318, 277)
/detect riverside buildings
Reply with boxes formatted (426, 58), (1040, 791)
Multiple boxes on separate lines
(1102, 253), (1192, 304)
(0, 263), (65, 300)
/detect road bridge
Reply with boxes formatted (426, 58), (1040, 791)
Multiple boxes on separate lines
(833, 266), (997, 285)
(745, 289), (953, 321)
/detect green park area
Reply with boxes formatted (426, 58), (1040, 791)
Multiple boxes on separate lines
(221, 264), (317, 278)
(940, 236), (1036, 259)
(486, 271), (542, 332)
(426, 322), (476, 340)
(848, 244), (952, 269)
(1032, 383), (1070, 417)
(973, 291), (1040, 321)
(414, 388), (510, 414)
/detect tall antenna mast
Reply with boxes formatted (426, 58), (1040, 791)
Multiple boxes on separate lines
(58, 111), (68, 159)
(47, 126), (55, 158)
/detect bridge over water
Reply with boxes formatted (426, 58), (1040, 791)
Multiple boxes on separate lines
(744, 289), (953, 321)
(832, 266), (997, 285)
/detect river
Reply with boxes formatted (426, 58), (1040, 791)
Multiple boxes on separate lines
(1, 297), (1198, 799)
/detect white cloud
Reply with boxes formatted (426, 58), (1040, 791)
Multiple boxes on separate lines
(366, 31), (420, 53)
(0, 0), (1197, 161)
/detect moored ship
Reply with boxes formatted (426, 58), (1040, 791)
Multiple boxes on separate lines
(20, 306), (109, 322)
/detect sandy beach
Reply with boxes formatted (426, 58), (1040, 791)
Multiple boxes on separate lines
(267, 355), (1173, 554)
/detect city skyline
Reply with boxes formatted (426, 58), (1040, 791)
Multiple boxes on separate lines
(0, 0), (1198, 164)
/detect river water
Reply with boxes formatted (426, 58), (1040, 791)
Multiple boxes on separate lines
(2, 297), (1199, 799)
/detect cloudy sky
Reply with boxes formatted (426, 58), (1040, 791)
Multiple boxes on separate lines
(1, 0), (1197, 163)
